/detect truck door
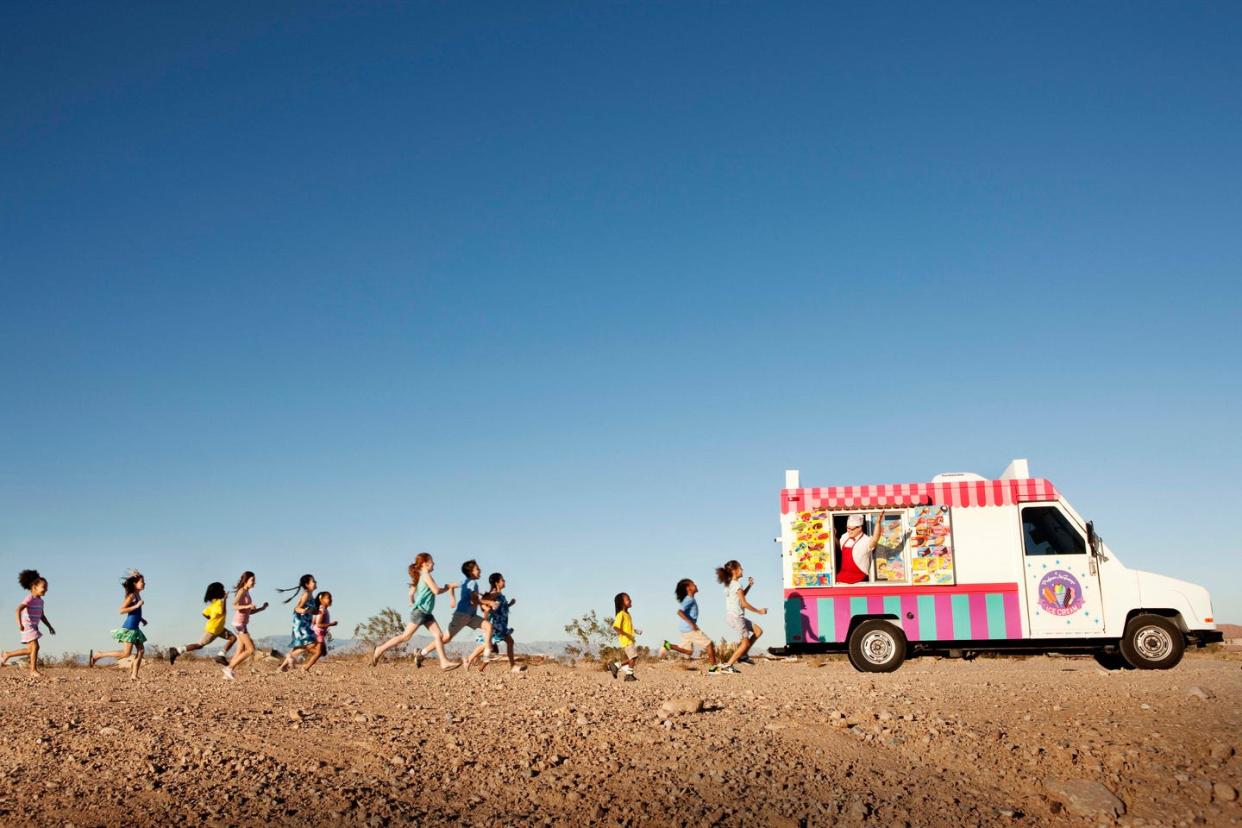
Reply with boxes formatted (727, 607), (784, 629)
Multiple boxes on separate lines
(1020, 505), (1106, 637)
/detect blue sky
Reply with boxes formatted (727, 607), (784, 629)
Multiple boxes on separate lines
(2, 3), (1240, 657)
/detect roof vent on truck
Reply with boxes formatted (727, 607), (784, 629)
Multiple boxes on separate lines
(932, 472), (986, 483)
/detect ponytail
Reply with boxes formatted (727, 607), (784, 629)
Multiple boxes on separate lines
(715, 560), (740, 585)
(409, 553), (432, 588)
(121, 570), (144, 595)
(278, 574), (315, 604)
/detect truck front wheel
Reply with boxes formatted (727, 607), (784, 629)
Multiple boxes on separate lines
(847, 621), (907, 673)
(1120, 614), (1184, 670)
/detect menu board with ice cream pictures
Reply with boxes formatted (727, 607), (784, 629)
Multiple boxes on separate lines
(907, 505), (955, 585)
(785, 507), (833, 588)
(874, 513), (907, 582)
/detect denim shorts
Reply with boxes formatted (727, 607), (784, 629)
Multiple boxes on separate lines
(409, 609), (436, 629)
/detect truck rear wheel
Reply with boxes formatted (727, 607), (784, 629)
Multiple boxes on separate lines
(847, 620), (907, 673)
(1120, 614), (1184, 670)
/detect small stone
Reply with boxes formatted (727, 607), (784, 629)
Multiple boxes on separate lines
(1186, 686), (1215, 701)
(659, 698), (704, 716)
(1045, 779), (1126, 818)
(99, 726), (118, 736)
(1209, 743), (1235, 762)
(1214, 783), (1238, 803)
(877, 710), (893, 722)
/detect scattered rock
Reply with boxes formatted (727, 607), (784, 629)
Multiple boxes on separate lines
(1045, 779), (1126, 817)
(660, 698), (704, 716)
(1186, 686), (1215, 701)
(1214, 783), (1238, 803)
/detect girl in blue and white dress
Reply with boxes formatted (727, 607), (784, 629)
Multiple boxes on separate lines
(89, 571), (149, 679)
(471, 572), (521, 673)
(277, 574), (317, 672)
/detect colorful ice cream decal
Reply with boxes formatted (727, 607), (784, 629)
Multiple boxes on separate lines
(875, 514), (906, 582)
(1036, 570), (1084, 616)
(788, 509), (833, 587)
(908, 505), (954, 585)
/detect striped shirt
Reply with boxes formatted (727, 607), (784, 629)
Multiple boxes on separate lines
(20, 595), (43, 631)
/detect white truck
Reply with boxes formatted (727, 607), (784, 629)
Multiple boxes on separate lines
(771, 460), (1222, 672)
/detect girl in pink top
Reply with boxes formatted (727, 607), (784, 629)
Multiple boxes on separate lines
(301, 592), (336, 672)
(2, 569), (56, 676)
(223, 571), (269, 681)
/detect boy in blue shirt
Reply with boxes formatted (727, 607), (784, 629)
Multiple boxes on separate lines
(662, 579), (720, 673)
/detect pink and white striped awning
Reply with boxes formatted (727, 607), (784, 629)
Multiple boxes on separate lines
(781, 478), (1059, 514)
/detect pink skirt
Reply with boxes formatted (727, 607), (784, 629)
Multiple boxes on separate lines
(20, 626), (40, 644)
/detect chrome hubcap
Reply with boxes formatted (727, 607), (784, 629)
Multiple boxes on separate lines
(1134, 625), (1173, 661)
(861, 630), (895, 664)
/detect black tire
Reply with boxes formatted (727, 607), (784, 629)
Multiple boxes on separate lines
(847, 620), (907, 673)
(1119, 614), (1184, 670)
(1093, 650), (1134, 671)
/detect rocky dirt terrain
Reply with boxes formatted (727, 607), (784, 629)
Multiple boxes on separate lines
(1, 653), (1239, 826)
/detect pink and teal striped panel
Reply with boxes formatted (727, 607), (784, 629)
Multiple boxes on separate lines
(783, 584), (1022, 644)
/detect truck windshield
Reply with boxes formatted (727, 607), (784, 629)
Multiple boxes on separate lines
(1021, 507), (1086, 556)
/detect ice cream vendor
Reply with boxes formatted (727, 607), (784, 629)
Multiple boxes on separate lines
(837, 513), (886, 584)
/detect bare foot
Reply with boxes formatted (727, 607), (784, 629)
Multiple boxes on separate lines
(370, 647), (379, 667)
(440, 661), (461, 672)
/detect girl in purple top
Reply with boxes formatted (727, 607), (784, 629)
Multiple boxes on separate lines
(2, 569), (56, 676)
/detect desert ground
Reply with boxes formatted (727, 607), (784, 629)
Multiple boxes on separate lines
(1, 652), (1239, 827)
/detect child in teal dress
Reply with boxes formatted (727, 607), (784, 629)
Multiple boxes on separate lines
(471, 572), (521, 673)
(89, 570), (148, 679)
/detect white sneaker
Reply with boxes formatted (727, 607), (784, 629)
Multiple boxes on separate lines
(222, 667), (235, 680)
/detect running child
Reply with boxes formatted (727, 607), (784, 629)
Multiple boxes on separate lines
(661, 578), (718, 673)
(223, 571), (269, 680)
(89, 570), (148, 679)
(277, 574), (318, 672)
(470, 573), (521, 673)
(608, 592), (640, 681)
(415, 558), (492, 666)
(300, 591), (336, 671)
(716, 560), (767, 673)
(169, 582), (237, 666)
(1, 570), (56, 676)
(369, 553), (461, 671)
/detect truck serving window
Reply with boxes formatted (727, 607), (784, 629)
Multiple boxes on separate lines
(1021, 506), (1086, 556)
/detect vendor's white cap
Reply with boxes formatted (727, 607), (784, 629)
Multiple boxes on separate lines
(847, 514), (866, 528)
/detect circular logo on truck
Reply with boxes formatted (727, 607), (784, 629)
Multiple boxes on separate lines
(1037, 570), (1084, 616)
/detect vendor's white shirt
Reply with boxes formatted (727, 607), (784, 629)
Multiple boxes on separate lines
(844, 533), (875, 575)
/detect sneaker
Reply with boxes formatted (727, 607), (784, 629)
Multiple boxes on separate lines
(511, 665), (525, 673)
(168, 647), (179, 666)
(414, 652), (425, 669)
(222, 667), (235, 680)
(662, 640), (673, 652)
(213, 655), (229, 666)
(707, 665), (720, 674)
(623, 673), (637, 682)
(607, 662), (619, 679)
(720, 665), (741, 674)
(738, 655), (754, 665)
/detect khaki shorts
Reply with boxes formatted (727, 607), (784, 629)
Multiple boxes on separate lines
(623, 644), (639, 659)
(447, 612), (483, 637)
(197, 630), (234, 647)
(680, 630), (712, 650)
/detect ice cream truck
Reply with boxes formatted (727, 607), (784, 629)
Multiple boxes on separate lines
(772, 460), (1223, 672)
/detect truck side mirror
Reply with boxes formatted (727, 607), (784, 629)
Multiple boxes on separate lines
(1086, 520), (1107, 561)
